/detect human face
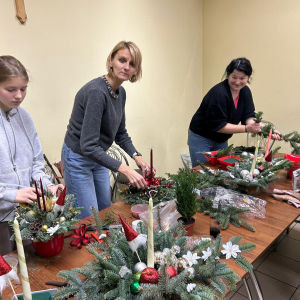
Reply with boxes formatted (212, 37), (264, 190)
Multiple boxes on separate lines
(0, 77), (28, 112)
(228, 70), (249, 93)
(109, 48), (137, 83)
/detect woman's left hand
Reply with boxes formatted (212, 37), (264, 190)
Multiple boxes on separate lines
(271, 129), (283, 141)
(134, 156), (153, 177)
(48, 184), (64, 196)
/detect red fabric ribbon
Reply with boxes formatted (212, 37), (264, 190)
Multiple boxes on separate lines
(65, 224), (92, 249)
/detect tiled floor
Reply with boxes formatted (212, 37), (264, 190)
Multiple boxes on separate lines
(226, 217), (300, 300)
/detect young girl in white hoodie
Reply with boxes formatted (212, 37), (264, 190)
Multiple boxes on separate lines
(0, 56), (63, 255)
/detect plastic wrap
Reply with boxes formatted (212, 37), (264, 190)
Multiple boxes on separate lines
(201, 187), (266, 218)
(139, 200), (181, 232)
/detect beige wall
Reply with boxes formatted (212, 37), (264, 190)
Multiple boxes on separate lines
(0, 0), (202, 175)
(202, 0), (300, 152)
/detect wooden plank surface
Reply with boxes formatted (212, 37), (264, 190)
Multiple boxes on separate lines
(3, 170), (299, 299)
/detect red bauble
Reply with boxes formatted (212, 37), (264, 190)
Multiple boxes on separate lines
(253, 174), (257, 178)
(269, 163), (273, 166)
(140, 267), (159, 284)
(166, 266), (177, 278)
(258, 166), (264, 172)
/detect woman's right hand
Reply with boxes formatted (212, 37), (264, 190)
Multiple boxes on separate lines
(246, 123), (261, 134)
(118, 164), (147, 189)
(14, 187), (38, 204)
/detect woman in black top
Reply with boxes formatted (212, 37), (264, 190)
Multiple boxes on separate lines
(188, 58), (281, 167)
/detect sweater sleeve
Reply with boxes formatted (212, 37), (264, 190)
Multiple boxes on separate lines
(80, 90), (123, 172)
(205, 92), (229, 132)
(241, 87), (255, 124)
(0, 186), (18, 203)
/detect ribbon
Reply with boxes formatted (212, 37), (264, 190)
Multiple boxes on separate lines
(65, 224), (93, 249)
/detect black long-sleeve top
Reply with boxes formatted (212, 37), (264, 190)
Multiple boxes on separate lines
(189, 80), (255, 143)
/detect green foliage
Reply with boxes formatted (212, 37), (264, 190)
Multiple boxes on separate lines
(53, 222), (255, 300)
(171, 168), (198, 222)
(253, 111), (263, 123)
(199, 144), (234, 158)
(9, 194), (82, 243)
(120, 177), (176, 206)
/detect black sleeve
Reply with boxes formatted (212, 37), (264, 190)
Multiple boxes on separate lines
(241, 86), (255, 124)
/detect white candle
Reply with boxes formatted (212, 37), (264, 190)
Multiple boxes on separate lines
(13, 218), (32, 300)
(147, 198), (154, 268)
(250, 139), (260, 175)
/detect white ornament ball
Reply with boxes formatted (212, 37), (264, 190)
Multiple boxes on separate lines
(154, 251), (164, 265)
(186, 267), (195, 279)
(133, 262), (147, 273)
(241, 151), (248, 157)
(163, 248), (171, 255)
(171, 245), (180, 254)
(253, 169), (260, 175)
(240, 170), (250, 177)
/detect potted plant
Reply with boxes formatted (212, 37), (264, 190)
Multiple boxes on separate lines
(10, 187), (82, 258)
(172, 168), (198, 236)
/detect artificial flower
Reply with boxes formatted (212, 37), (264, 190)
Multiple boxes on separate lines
(46, 224), (60, 236)
(187, 283), (196, 292)
(221, 241), (241, 259)
(183, 251), (201, 267)
(65, 224), (93, 249)
(201, 247), (212, 261)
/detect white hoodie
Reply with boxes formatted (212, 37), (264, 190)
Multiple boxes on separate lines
(0, 107), (52, 222)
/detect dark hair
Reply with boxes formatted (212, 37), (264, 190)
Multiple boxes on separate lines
(222, 57), (253, 83)
(0, 56), (29, 84)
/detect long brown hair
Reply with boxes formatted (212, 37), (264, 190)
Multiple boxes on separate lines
(0, 56), (29, 84)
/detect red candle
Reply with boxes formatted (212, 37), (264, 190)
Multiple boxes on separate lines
(150, 148), (153, 181)
(40, 178), (47, 212)
(34, 180), (41, 210)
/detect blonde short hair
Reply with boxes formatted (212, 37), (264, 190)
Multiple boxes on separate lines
(106, 41), (142, 83)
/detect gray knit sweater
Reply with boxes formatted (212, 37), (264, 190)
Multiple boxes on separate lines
(0, 107), (52, 222)
(64, 76), (137, 172)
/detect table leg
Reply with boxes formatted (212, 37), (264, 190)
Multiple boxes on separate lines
(243, 277), (253, 300)
(249, 270), (264, 300)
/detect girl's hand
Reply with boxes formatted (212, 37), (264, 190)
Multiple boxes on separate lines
(15, 187), (37, 204)
(118, 164), (147, 189)
(47, 184), (64, 196)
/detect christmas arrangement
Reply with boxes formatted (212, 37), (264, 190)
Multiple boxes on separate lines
(10, 186), (82, 244)
(53, 206), (256, 300)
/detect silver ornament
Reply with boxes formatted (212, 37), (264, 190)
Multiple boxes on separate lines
(154, 251), (164, 265)
(186, 267), (195, 279)
(177, 257), (188, 269)
(133, 262), (147, 273)
(243, 173), (253, 182)
(253, 169), (260, 175)
(240, 170), (250, 177)
(241, 151), (248, 157)
(119, 265), (132, 278)
(171, 245), (180, 254)
(163, 248), (171, 255)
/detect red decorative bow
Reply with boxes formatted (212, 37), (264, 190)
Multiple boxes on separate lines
(65, 224), (92, 249)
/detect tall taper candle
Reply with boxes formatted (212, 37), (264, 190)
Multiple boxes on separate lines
(147, 198), (154, 268)
(34, 180), (41, 210)
(150, 148), (153, 181)
(13, 218), (32, 300)
(250, 138), (260, 175)
(40, 178), (47, 212)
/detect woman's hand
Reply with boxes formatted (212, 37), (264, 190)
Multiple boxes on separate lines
(134, 156), (153, 177)
(271, 129), (283, 141)
(118, 164), (147, 189)
(246, 123), (261, 134)
(15, 187), (37, 204)
(48, 184), (64, 196)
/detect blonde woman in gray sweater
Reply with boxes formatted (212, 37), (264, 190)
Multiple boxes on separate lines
(0, 56), (63, 255)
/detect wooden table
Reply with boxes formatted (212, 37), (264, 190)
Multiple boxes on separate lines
(3, 170), (299, 299)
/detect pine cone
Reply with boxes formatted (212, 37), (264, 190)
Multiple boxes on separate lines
(29, 220), (43, 233)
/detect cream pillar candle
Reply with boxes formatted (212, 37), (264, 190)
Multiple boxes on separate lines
(147, 198), (154, 268)
(13, 218), (32, 300)
(250, 138), (260, 176)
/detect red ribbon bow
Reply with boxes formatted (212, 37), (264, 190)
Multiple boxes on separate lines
(65, 224), (92, 249)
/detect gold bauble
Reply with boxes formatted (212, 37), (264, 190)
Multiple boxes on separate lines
(69, 207), (74, 212)
(103, 255), (111, 261)
(41, 225), (48, 232)
(19, 203), (30, 209)
(27, 210), (35, 217)
(59, 216), (66, 223)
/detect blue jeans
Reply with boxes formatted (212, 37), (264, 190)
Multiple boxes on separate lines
(61, 143), (111, 219)
(188, 129), (228, 167)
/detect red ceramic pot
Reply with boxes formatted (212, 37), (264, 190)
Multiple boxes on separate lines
(32, 234), (64, 258)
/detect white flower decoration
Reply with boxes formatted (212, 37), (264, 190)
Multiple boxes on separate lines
(221, 241), (241, 259)
(187, 283), (196, 292)
(99, 233), (107, 240)
(215, 256), (220, 260)
(182, 251), (201, 267)
(46, 224), (60, 236)
(201, 247), (212, 261)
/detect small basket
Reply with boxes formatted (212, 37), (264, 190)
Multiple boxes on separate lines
(217, 155), (241, 170)
(204, 151), (219, 165)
